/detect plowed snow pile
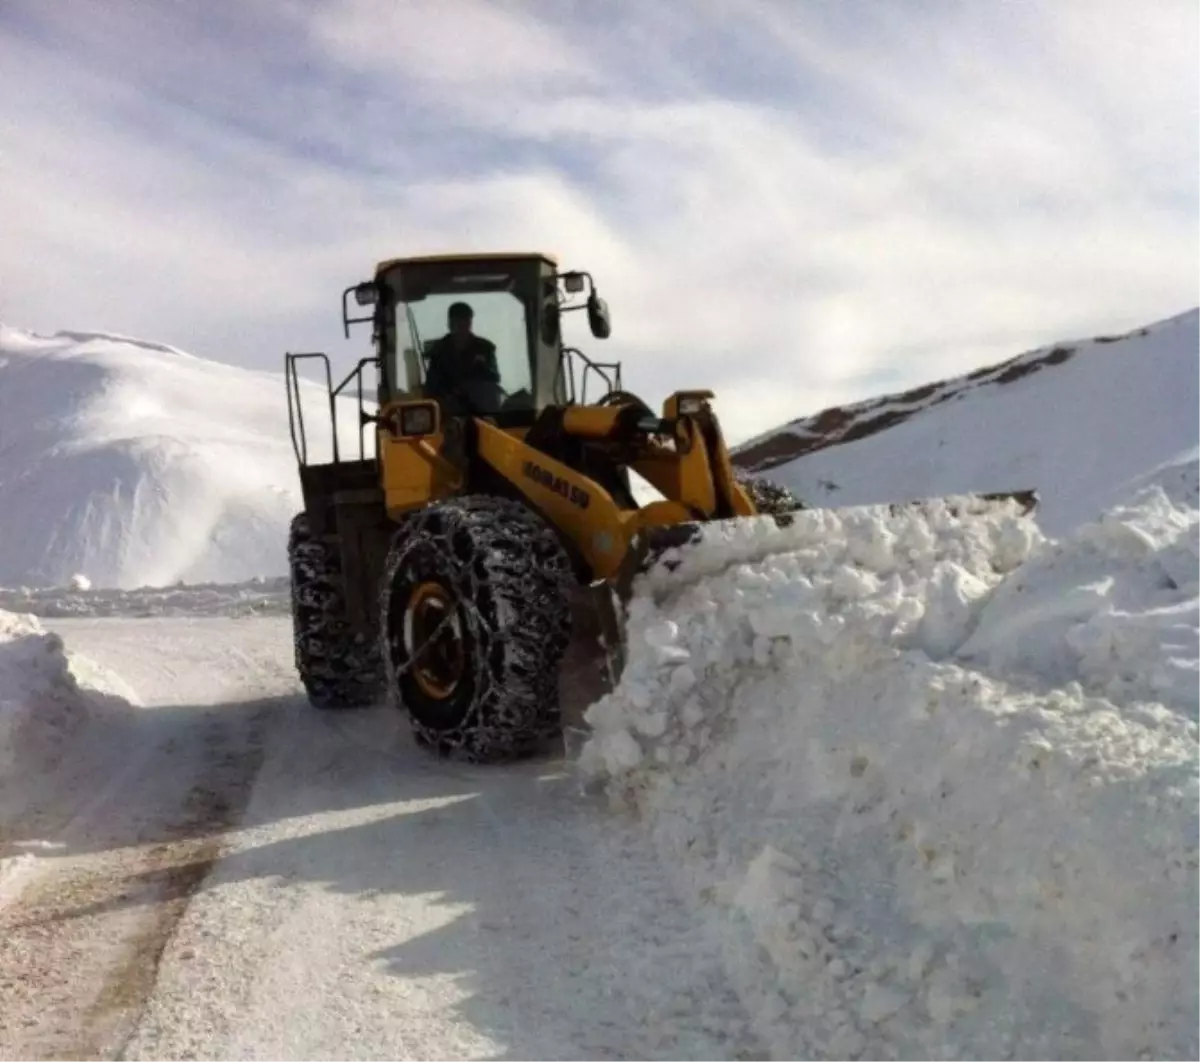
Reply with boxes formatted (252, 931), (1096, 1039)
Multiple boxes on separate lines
(581, 479), (1199, 1058)
(0, 608), (138, 899)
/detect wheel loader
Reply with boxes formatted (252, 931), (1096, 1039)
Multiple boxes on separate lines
(283, 251), (806, 760)
(284, 251), (1036, 762)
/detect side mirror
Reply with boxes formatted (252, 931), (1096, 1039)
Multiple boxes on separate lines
(587, 294), (611, 339)
(542, 303), (561, 345)
(342, 280), (379, 337)
(563, 271), (586, 294)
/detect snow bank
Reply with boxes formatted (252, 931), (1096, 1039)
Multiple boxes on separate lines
(0, 608), (138, 780)
(0, 608), (140, 896)
(1, 610), (87, 781)
(0, 325), (367, 589)
(580, 485), (1199, 1059)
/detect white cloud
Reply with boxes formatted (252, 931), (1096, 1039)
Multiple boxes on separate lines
(301, 0), (598, 90)
(0, 0), (1194, 445)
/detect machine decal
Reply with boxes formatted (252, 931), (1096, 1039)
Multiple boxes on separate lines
(522, 459), (591, 510)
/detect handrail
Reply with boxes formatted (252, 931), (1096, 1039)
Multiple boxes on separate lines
(559, 346), (623, 406)
(582, 358), (622, 405)
(285, 352), (333, 466)
(284, 352), (379, 467)
(331, 357), (380, 463)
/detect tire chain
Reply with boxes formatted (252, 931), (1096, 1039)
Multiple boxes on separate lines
(379, 495), (575, 762)
(290, 474), (792, 740)
(287, 513), (384, 708)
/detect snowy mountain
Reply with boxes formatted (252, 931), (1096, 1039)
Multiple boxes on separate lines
(0, 326), (367, 589)
(734, 308), (1199, 536)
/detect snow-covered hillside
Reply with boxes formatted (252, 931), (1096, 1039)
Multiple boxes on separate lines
(734, 309), (1199, 538)
(0, 326), (367, 589)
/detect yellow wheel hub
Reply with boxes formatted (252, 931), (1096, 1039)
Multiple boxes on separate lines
(404, 581), (464, 700)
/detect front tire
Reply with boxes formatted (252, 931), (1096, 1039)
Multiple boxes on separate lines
(379, 496), (574, 762)
(288, 512), (383, 709)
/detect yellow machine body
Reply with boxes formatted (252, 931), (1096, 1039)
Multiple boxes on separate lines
(374, 389), (758, 585)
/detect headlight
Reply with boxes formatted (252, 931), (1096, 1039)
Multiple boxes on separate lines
(399, 404), (436, 436)
(678, 396), (707, 415)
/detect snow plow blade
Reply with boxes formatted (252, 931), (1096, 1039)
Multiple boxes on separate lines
(565, 487), (1038, 712)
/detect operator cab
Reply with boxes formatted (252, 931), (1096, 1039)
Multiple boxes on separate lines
(343, 252), (612, 426)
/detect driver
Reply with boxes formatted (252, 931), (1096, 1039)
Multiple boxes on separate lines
(423, 301), (500, 402)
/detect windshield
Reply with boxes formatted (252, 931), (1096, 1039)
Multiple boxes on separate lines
(394, 289), (534, 414)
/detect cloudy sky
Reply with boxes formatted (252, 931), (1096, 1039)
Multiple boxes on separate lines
(1, 0), (1195, 442)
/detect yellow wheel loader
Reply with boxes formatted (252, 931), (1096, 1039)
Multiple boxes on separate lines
(284, 251), (1035, 762)
(283, 251), (808, 761)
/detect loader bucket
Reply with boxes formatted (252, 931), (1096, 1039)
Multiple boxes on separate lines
(559, 515), (773, 723)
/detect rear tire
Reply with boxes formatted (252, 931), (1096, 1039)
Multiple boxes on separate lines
(288, 512), (384, 709)
(380, 496), (574, 762)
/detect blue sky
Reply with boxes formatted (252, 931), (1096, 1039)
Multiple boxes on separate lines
(0, 0), (1195, 442)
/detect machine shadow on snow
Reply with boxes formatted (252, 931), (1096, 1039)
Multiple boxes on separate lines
(86, 779), (746, 1059)
(8, 696), (505, 858)
(6, 683), (557, 902)
(1, 694), (281, 860)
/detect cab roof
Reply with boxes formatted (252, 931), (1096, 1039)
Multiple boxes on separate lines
(374, 251), (558, 274)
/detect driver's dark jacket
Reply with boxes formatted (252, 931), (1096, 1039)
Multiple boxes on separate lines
(423, 334), (500, 397)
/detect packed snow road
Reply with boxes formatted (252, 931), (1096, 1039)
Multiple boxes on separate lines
(0, 615), (761, 1060)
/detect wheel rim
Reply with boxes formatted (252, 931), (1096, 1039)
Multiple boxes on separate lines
(403, 581), (465, 700)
